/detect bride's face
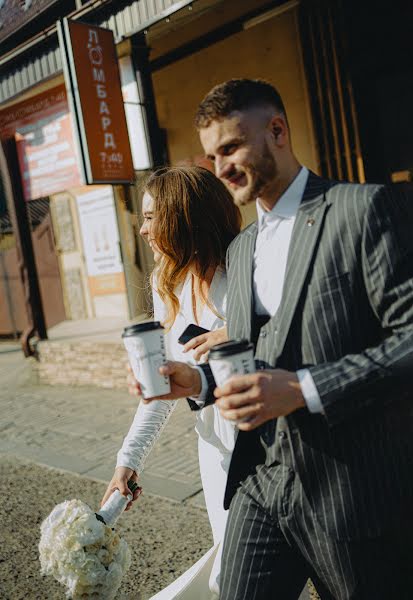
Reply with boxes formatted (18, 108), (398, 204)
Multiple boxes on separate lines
(140, 192), (162, 262)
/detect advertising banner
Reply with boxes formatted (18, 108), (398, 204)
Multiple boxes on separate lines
(76, 186), (126, 296)
(0, 84), (82, 201)
(58, 19), (134, 184)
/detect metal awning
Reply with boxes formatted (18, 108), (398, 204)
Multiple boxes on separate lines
(0, 0), (194, 105)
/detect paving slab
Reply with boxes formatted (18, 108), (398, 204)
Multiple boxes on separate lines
(0, 348), (203, 504)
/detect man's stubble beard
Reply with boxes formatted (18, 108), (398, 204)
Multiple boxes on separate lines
(229, 142), (278, 207)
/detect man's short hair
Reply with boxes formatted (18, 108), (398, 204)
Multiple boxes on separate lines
(194, 78), (287, 129)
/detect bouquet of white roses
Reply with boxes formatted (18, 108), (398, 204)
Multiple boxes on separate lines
(39, 483), (137, 599)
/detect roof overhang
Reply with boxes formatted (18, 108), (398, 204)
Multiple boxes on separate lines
(0, 0), (196, 104)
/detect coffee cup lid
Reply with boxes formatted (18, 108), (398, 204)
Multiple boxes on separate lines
(122, 321), (163, 337)
(209, 339), (253, 359)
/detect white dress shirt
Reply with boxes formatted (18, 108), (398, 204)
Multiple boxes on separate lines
(253, 167), (322, 413)
(196, 166), (323, 413)
(253, 169), (305, 315)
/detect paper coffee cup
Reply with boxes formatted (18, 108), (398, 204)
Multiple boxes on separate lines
(209, 339), (255, 387)
(122, 321), (171, 398)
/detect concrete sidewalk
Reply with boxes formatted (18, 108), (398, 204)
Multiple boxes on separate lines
(0, 341), (205, 508)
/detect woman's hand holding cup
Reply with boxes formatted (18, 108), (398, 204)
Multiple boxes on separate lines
(127, 358), (201, 403)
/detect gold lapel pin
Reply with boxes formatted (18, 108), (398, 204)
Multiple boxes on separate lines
(307, 218), (315, 227)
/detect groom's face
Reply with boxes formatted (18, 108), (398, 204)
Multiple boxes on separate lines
(199, 108), (279, 207)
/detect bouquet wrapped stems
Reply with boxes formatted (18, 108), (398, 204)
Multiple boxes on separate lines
(97, 480), (139, 526)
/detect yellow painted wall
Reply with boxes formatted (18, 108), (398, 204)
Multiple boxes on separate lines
(151, 4), (318, 224)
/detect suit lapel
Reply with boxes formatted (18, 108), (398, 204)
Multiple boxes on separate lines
(272, 173), (330, 360)
(228, 222), (258, 341)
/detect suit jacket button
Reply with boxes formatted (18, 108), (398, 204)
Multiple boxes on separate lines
(260, 331), (267, 338)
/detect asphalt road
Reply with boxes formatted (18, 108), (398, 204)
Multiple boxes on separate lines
(0, 454), (212, 600)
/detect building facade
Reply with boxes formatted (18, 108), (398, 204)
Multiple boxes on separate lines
(1, 0), (411, 337)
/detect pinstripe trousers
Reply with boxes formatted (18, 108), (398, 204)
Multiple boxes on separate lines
(219, 462), (413, 600)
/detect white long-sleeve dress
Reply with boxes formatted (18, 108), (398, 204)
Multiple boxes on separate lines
(116, 267), (237, 599)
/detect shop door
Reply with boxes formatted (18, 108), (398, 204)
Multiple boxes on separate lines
(0, 208), (66, 336)
(32, 211), (66, 328)
(0, 245), (27, 336)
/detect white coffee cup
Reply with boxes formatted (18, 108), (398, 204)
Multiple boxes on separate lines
(209, 339), (255, 387)
(122, 321), (171, 399)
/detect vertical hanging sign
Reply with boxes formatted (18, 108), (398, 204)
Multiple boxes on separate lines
(57, 18), (134, 184)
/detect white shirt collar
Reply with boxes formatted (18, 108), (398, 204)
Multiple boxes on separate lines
(256, 166), (309, 231)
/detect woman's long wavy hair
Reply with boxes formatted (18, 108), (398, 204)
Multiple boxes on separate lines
(144, 166), (242, 330)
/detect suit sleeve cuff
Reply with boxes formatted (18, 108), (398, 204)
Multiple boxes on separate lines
(297, 368), (324, 414)
(188, 366), (208, 408)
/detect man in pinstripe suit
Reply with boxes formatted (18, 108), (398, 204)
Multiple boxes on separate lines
(155, 79), (413, 599)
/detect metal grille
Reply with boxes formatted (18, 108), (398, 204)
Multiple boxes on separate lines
(0, 197), (49, 234)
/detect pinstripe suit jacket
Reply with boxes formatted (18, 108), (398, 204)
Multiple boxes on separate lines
(199, 172), (413, 540)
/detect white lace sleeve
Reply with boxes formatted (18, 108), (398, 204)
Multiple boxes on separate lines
(116, 284), (175, 475)
(116, 399), (177, 474)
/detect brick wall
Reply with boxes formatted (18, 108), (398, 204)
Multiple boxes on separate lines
(33, 340), (129, 390)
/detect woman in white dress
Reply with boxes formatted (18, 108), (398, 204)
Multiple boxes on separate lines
(101, 166), (241, 598)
